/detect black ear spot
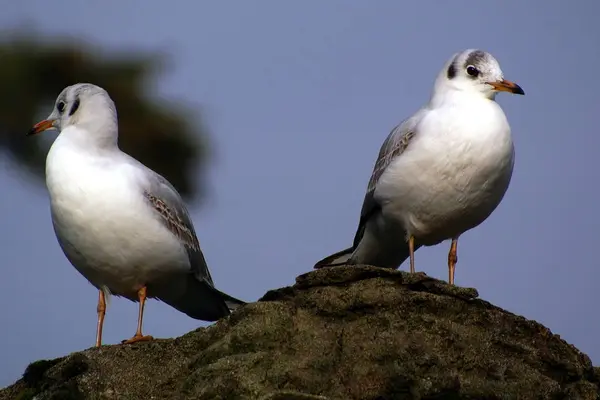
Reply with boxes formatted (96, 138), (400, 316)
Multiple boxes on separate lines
(447, 63), (456, 79)
(69, 98), (80, 116)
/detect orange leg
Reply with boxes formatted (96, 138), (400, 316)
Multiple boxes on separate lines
(122, 286), (154, 345)
(448, 238), (458, 285)
(95, 290), (106, 347)
(409, 235), (416, 274)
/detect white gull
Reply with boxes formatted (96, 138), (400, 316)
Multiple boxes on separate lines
(315, 49), (525, 284)
(29, 83), (246, 346)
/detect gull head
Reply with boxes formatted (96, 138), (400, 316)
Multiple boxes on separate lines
(28, 83), (118, 143)
(435, 49), (524, 101)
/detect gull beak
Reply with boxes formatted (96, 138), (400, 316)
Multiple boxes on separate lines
(487, 79), (525, 95)
(27, 119), (57, 136)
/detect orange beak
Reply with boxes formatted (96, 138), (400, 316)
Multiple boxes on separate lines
(487, 79), (525, 95)
(27, 119), (56, 136)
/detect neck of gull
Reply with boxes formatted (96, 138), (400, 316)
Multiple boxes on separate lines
(428, 84), (495, 109)
(58, 118), (119, 154)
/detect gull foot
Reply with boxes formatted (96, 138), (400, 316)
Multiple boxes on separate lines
(121, 334), (154, 345)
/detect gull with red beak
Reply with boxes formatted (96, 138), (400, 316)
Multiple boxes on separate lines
(29, 83), (246, 347)
(314, 49), (525, 285)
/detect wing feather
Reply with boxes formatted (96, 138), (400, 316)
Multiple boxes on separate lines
(143, 173), (215, 286)
(352, 111), (424, 247)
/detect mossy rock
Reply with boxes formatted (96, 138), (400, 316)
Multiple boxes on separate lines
(2, 266), (598, 399)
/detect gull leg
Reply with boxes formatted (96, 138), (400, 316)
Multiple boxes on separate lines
(95, 290), (106, 347)
(122, 286), (154, 344)
(448, 238), (458, 285)
(409, 235), (415, 274)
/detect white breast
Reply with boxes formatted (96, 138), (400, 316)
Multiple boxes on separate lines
(375, 99), (514, 244)
(46, 135), (189, 297)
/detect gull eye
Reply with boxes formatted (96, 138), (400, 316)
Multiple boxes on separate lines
(466, 65), (479, 77)
(57, 101), (66, 113)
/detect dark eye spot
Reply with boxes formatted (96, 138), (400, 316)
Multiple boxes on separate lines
(466, 65), (479, 77)
(57, 101), (66, 113)
(69, 98), (80, 116)
(447, 63), (456, 79)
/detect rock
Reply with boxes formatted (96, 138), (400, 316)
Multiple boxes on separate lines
(1, 266), (598, 399)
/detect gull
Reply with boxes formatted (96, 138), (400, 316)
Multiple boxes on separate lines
(314, 49), (524, 284)
(28, 83), (246, 347)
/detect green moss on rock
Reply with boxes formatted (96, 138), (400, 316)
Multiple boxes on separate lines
(1, 266), (598, 399)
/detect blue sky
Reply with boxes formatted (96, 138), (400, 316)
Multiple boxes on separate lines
(1, 0), (599, 387)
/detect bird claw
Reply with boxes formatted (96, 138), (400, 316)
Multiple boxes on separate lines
(121, 334), (154, 345)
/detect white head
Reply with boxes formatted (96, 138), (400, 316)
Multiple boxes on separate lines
(28, 83), (119, 148)
(432, 49), (524, 104)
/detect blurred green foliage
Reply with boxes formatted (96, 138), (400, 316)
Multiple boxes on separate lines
(0, 36), (208, 201)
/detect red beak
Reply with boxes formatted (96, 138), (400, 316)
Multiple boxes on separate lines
(486, 79), (525, 95)
(27, 119), (56, 136)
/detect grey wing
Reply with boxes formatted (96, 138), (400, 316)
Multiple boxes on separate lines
(144, 172), (215, 287)
(352, 112), (423, 247)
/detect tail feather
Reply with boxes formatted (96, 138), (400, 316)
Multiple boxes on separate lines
(154, 275), (244, 321)
(216, 289), (246, 312)
(314, 247), (354, 269)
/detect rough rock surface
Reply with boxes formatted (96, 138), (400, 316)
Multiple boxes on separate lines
(1, 266), (599, 399)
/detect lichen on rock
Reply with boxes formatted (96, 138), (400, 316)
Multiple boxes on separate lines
(2, 266), (598, 399)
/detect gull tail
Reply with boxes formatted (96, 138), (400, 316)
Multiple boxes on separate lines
(215, 289), (246, 312)
(313, 247), (354, 269)
(155, 275), (246, 321)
